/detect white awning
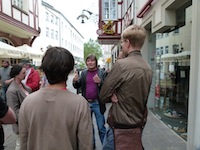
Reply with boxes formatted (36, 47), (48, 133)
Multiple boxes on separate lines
(17, 44), (44, 66)
(0, 41), (26, 58)
(161, 51), (191, 60)
(17, 44), (44, 59)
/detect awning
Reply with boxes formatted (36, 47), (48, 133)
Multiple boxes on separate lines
(17, 44), (44, 59)
(160, 51), (190, 60)
(0, 41), (26, 58)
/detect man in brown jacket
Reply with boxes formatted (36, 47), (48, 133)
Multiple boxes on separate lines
(100, 25), (153, 150)
(19, 47), (93, 150)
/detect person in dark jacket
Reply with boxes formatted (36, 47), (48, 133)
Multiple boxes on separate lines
(73, 54), (106, 149)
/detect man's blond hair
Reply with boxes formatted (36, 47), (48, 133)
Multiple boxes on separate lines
(121, 25), (146, 48)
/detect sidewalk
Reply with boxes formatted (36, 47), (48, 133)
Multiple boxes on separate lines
(142, 110), (186, 150)
(93, 104), (186, 150)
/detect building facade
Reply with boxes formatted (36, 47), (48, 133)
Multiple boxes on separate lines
(32, 1), (84, 65)
(0, 0), (40, 64)
(98, 0), (199, 149)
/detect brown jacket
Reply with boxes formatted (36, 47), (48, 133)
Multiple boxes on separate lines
(100, 51), (153, 127)
(19, 89), (93, 150)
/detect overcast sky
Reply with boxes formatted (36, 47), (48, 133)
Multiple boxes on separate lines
(44, 0), (98, 42)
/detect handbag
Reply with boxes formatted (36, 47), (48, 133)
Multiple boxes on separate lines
(108, 107), (147, 150)
(114, 127), (143, 150)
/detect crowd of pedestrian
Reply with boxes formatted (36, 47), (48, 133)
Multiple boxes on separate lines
(0, 24), (152, 150)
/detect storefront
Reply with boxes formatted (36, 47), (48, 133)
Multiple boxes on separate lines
(136, 0), (193, 142)
(154, 50), (190, 140)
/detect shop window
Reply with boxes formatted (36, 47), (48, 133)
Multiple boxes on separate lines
(102, 0), (117, 20)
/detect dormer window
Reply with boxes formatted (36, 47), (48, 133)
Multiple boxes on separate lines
(102, 0), (117, 20)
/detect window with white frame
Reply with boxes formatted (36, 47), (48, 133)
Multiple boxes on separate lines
(156, 48), (160, 56)
(102, 0), (117, 20)
(165, 46), (169, 54)
(55, 31), (58, 40)
(51, 29), (54, 39)
(160, 47), (164, 55)
(12, 0), (27, 11)
(51, 15), (54, 24)
(46, 28), (49, 37)
(13, 0), (23, 9)
(55, 17), (58, 25)
(46, 12), (49, 21)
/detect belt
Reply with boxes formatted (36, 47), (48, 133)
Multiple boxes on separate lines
(87, 99), (98, 103)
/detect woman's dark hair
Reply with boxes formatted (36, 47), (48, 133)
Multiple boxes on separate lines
(40, 47), (74, 84)
(85, 54), (98, 67)
(10, 64), (23, 78)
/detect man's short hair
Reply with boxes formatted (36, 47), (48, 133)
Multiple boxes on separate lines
(121, 24), (146, 48)
(85, 54), (98, 67)
(40, 47), (74, 84)
(10, 64), (23, 78)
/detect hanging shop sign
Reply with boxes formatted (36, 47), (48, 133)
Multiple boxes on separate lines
(102, 21), (115, 35)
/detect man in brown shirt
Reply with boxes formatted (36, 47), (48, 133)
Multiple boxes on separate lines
(100, 25), (153, 150)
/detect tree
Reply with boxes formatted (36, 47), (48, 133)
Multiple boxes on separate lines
(84, 39), (103, 60)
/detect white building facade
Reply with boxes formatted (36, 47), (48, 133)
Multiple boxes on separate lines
(33, 1), (84, 63)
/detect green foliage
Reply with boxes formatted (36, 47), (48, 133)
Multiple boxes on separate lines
(84, 39), (103, 60)
(77, 62), (86, 69)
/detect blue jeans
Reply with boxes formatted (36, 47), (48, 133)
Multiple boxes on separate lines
(102, 127), (114, 150)
(89, 101), (106, 145)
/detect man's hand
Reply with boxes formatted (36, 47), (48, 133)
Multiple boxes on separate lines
(93, 74), (101, 84)
(111, 93), (118, 103)
(73, 71), (79, 83)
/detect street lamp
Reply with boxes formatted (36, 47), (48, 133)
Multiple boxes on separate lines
(77, 9), (98, 24)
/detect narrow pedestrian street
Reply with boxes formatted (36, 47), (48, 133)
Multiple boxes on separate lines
(3, 72), (186, 150)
